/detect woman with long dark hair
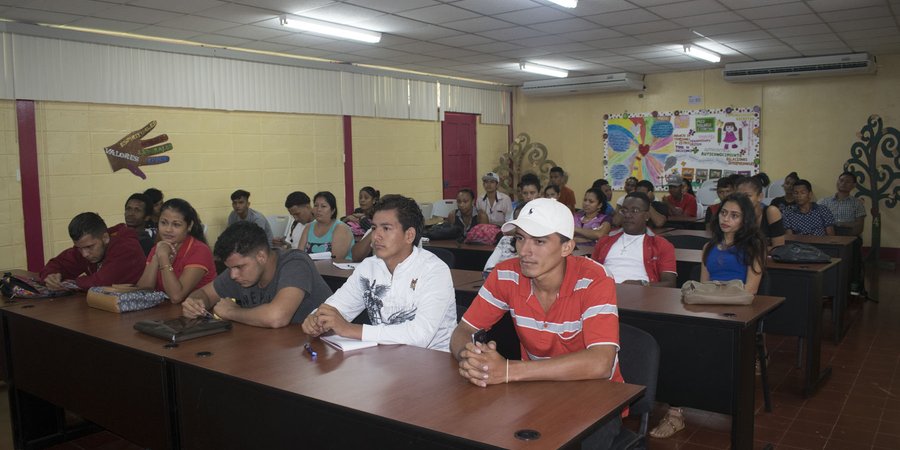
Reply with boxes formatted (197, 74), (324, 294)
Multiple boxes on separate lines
(701, 192), (767, 294)
(137, 198), (215, 302)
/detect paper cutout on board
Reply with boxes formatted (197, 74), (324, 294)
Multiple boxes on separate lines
(603, 107), (761, 190)
(104, 121), (173, 179)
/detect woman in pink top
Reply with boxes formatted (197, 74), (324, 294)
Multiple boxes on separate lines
(137, 198), (216, 303)
(573, 188), (612, 249)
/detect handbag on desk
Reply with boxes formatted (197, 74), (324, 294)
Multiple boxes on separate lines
(134, 317), (232, 342)
(681, 280), (754, 305)
(1, 272), (74, 299)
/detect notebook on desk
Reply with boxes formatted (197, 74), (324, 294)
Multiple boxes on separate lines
(320, 334), (377, 351)
(134, 317), (232, 342)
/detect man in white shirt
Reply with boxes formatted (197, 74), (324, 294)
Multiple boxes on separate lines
(301, 195), (457, 351)
(477, 172), (513, 225)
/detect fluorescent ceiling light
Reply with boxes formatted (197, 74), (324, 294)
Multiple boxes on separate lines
(547, 0), (578, 7)
(280, 16), (381, 44)
(683, 45), (721, 63)
(519, 61), (568, 78)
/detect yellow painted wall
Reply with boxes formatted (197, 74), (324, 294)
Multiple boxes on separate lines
(477, 120), (511, 197)
(35, 102), (344, 259)
(0, 101), (24, 270)
(514, 54), (900, 248)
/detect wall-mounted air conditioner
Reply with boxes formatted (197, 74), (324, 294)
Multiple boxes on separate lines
(521, 73), (645, 96)
(723, 53), (876, 82)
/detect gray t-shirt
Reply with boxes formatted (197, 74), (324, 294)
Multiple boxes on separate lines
(227, 208), (275, 246)
(212, 249), (331, 323)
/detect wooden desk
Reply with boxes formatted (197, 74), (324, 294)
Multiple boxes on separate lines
(169, 332), (643, 450)
(664, 215), (706, 230)
(673, 249), (835, 397)
(313, 260), (484, 294)
(424, 240), (494, 271)
(1, 295), (643, 450)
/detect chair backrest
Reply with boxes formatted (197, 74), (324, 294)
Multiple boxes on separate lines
(662, 234), (709, 250)
(424, 247), (456, 269)
(696, 179), (720, 205)
(767, 178), (785, 199)
(418, 202), (434, 219)
(619, 323), (660, 434)
(430, 199), (457, 219)
(267, 215), (289, 238)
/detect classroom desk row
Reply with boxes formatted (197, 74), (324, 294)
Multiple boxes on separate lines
(316, 260), (785, 450)
(0, 292), (642, 450)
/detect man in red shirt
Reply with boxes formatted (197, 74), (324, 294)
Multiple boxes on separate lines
(40, 212), (145, 290)
(593, 192), (677, 287)
(663, 173), (697, 217)
(450, 197), (624, 448)
(549, 166), (577, 212)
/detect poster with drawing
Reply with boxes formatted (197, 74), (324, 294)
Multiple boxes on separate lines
(603, 107), (760, 190)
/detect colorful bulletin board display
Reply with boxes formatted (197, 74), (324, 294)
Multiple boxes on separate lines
(603, 107), (761, 190)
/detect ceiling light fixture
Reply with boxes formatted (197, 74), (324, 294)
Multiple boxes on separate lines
(519, 61), (568, 78)
(683, 45), (721, 63)
(279, 15), (381, 44)
(547, 0), (578, 7)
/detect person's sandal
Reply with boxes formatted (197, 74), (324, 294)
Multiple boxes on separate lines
(649, 407), (685, 439)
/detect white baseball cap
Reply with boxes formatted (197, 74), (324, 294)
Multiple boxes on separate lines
(501, 198), (574, 240)
(482, 172), (500, 182)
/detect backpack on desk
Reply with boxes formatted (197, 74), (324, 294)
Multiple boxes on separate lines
(1, 272), (74, 299)
(464, 224), (502, 245)
(770, 242), (830, 264)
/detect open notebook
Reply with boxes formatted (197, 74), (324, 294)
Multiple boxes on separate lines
(320, 334), (377, 351)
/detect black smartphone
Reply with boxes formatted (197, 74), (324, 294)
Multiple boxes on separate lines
(471, 329), (487, 345)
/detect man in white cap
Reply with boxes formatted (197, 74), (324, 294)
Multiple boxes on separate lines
(450, 197), (624, 448)
(477, 171), (512, 226)
(663, 173), (697, 217)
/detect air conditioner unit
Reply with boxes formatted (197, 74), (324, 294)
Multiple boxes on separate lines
(521, 73), (645, 96)
(723, 53), (876, 82)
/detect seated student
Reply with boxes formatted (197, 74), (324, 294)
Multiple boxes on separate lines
(477, 172), (513, 225)
(39, 212), (145, 290)
(342, 186), (380, 239)
(573, 188), (612, 249)
(447, 188), (489, 236)
(543, 184), (560, 200)
(652, 193), (766, 440)
(663, 173), (697, 217)
(483, 204), (525, 275)
(301, 195), (457, 350)
(228, 189), (275, 246)
(704, 176), (735, 228)
(143, 187), (164, 229)
(298, 191), (355, 260)
(616, 176), (639, 206)
(273, 191), (313, 250)
(590, 179), (617, 215)
(782, 180), (836, 236)
(592, 192), (677, 287)
(518, 173), (542, 205)
(770, 172), (800, 210)
(549, 166), (577, 212)
(681, 177), (695, 197)
(450, 198), (624, 448)
(124, 192), (157, 255)
(136, 199), (216, 303)
(613, 180), (667, 228)
(735, 174), (785, 249)
(182, 221), (331, 328)
(819, 171), (866, 236)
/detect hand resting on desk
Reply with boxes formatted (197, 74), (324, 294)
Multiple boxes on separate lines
(301, 304), (363, 340)
(457, 340), (507, 387)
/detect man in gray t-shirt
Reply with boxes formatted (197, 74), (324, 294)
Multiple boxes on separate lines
(227, 189), (275, 246)
(182, 221), (331, 328)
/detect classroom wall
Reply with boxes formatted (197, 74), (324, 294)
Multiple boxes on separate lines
(513, 53), (900, 249)
(34, 102), (344, 259)
(0, 101), (23, 270)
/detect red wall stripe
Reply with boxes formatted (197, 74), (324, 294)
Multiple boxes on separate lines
(16, 100), (45, 272)
(342, 115), (354, 215)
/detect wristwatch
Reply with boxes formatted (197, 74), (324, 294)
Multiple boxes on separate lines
(640, 280), (649, 286)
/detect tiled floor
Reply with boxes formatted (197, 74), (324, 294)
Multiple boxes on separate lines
(1, 266), (897, 450)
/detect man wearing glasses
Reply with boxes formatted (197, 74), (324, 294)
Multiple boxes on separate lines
(592, 192), (677, 287)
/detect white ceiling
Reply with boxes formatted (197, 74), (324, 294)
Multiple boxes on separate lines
(3, 0), (900, 85)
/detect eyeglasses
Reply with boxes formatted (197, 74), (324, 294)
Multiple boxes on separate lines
(618, 207), (649, 216)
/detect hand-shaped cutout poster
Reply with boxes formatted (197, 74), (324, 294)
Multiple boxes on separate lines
(104, 121), (173, 179)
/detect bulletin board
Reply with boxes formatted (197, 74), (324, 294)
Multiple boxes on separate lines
(603, 106), (761, 190)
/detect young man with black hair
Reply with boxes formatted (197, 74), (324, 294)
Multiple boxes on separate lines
(182, 221), (331, 328)
(549, 166), (576, 212)
(478, 172), (513, 226)
(124, 192), (156, 255)
(593, 192), (677, 287)
(39, 212), (145, 290)
(613, 180), (668, 228)
(782, 180), (836, 236)
(227, 189), (274, 246)
(302, 195), (457, 351)
(273, 191), (313, 249)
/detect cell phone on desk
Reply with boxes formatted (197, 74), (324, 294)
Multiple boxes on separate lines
(471, 329), (487, 345)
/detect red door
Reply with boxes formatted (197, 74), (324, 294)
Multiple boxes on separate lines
(441, 113), (477, 199)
